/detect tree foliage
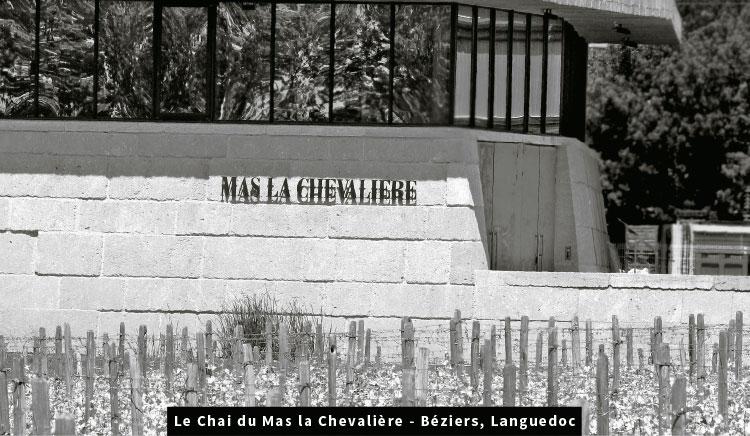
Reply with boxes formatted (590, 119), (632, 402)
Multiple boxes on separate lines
(587, 0), (750, 236)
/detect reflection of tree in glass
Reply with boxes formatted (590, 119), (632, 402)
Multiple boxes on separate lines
(160, 7), (207, 114)
(274, 3), (330, 122)
(215, 3), (271, 121)
(0, 0), (39, 117)
(333, 4), (390, 123)
(394, 5), (451, 124)
(98, 0), (153, 118)
(39, 0), (95, 117)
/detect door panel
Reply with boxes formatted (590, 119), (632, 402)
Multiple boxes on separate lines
(491, 143), (540, 271)
(484, 142), (555, 271)
(538, 146), (556, 271)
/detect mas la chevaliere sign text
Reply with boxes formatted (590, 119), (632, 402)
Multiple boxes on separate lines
(221, 176), (417, 205)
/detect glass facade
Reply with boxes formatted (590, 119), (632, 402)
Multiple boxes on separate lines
(0, 0), (583, 136)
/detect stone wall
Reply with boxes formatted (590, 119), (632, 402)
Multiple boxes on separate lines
(0, 121), (488, 335)
(475, 270), (750, 326)
(0, 121), (615, 337)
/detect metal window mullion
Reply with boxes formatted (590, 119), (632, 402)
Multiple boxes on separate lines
(328, 1), (335, 122)
(468, 6), (477, 128)
(448, 3), (457, 125)
(269, 2), (276, 123)
(207, 4), (216, 121)
(152, 2), (162, 120)
(523, 13), (530, 133)
(388, 3), (395, 124)
(540, 13), (549, 134)
(487, 8), (495, 130)
(34, 0), (41, 117)
(504, 10), (512, 130)
(93, 0), (100, 118)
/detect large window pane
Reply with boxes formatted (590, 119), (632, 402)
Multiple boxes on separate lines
(546, 17), (563, 134)
(274, 3), (330, 122)
(216, 2), (272, 121)
(39, 0), (95, 117)
(98, 0), (153, 118)
(0, 0), (36, 117)
(393, 4), (450, 124)
(452, 5), (471, 126)
(492, 11), (508, 129)
(528, 15), (543, 133)
(159, 7), (208, 116)
(474, 8), (490, 128)
(510, 13), (526, 132)
(333, 3), (389, 123)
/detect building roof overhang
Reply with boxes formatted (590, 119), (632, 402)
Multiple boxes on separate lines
(463, 0), (682, 45)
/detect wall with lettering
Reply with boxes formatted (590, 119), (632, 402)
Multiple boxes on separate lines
(0, 121), (489, 335)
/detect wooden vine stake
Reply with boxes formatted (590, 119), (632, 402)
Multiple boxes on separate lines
(415, 347), (430, 407)
(596, 348), (609, 436)
(688, 314), (696, 381)
(470, 320), (480, 389)
(0, 366), (9, 434)
(31, 378), (50, 436)
(129, 353), (144, 436)
(585, 320), (593, 366)
(535, 331), (544, 371)
(243, 344), (256, 407)
(718, 331), (728, 418)
(401, 367), (416, 407)
(12, 356), (25, 436)
(696, 314), (706, 394)
(54, 414), (76, 436)
(656, 343), (671, 434)
(299, 360), (311, 407)
(328, 335), (337, 407)
(571, 316), (580, 369)
(547, 328), (558, 406)
(671, 375), (687, 436)
(519, 316), (529, 396)
(109, 344), (120, 436)
(481, 341), (493, 406)
(186, 363), (199, 406)
(736, 311), (743, 380)
(265, 318), (273, 366)
(612, 315), (620, 394)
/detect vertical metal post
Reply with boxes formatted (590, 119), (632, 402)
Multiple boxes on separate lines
(34, 0), (41, 117)
(93, 0), (100, 117)
(487, 9), (495, 129)
(152, 1), (162, 119)
(522, 13), (530, 133)
(448, 3), (457, 124)
(388, 3), (395, 124)
(207, 4), (216, 121)
(328, 1), (335, 122)
(540, 12), (549, 133)
(468, 6), (477, 127)
(504, 10), (513, 130)
(269, 3), (276, 122)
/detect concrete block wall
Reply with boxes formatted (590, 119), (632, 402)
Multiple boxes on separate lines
(0, 121), (488, 336)
(475, 270), (750, 327)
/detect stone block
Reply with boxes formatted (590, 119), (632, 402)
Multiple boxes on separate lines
(102, 234), (202, 278)
(59, 276), (125, 310)
(9, 198), (78, 231)
(404, 241), (451, 284)
(0, 232), (36, 274)
(79, 200), (177, 234)
(449, 241), (487, 284)
(36, 233), (103, 276)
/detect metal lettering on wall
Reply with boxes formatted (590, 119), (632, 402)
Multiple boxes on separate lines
(221, 176), (417, 205)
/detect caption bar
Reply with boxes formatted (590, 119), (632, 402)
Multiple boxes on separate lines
(168, 407), (582, 435)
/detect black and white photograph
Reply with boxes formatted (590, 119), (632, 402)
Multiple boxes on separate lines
(0, 0), (748, 433)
